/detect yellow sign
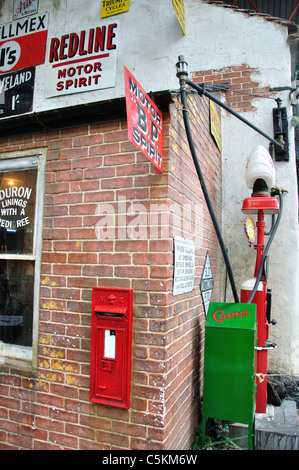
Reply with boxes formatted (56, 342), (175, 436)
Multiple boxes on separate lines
(209, 100), (221, 151)
(101, 0), (130, 18)
(244, 216), (256, 245)
(172, 0), (185, 35)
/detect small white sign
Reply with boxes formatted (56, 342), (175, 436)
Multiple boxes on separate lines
(173, 236), (195, 296)
(13, 0), (39, 20)
(104, 329), (116, 359)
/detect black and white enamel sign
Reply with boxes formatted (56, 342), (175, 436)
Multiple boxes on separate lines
(200, 252), (214, 316)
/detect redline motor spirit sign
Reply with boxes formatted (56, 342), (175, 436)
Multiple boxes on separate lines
(124, 66), (163, 174)
(44, 21), (119, 98)
(0, 13), (48, 74)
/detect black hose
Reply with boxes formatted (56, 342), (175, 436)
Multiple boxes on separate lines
(247, 192), (283, 304)
(265, 214), (276, 236)
(179, 83), (240, 304)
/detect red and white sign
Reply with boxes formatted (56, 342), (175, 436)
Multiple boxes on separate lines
(0, 13), (48, 74)
(44, 21), (119, 98)
(13, 0), (39, 20)
(124, 66), (163, 174)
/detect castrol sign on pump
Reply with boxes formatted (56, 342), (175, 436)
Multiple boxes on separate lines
(207, 302), (256, 329)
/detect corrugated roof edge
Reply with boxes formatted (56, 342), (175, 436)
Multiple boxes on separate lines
(202, 0), (298, 33)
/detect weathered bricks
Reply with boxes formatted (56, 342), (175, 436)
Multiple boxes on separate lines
(0, 91), (222, 450)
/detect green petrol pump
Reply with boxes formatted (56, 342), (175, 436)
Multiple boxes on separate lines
(201, 302), (257, 450)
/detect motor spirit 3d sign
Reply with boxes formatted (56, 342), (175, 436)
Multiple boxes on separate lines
(0, 13), (48, 74)
(124, 66), (163, 174)
(44, 21), (119, 97)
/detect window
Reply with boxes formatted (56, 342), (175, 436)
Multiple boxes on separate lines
(0, 150), (46, 367)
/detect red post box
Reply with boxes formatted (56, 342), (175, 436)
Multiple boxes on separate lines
(89, 287), (133, 408)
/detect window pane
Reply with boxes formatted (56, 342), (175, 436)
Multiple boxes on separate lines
(0, 259), (34, 347)
(0, 169), (37, 254)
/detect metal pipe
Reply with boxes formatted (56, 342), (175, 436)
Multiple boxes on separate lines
(186, 78), (284, 150)
(176, 56), (240, 303)
(289, 0), (299, 21)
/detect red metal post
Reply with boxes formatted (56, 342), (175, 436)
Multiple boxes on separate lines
(241, 199), (279, 414)
(253, 209), (269, 413)
(241, 277), (268, 414)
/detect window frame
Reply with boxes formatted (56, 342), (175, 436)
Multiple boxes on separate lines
(0, 148), (46, 369)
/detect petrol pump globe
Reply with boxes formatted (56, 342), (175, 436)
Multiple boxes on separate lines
(245, 145), (275, 193)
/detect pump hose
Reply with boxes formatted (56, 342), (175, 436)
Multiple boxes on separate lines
(247, 191), (283, 304)
(179, 83), (240, 303)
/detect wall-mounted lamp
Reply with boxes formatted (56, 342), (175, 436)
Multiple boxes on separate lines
(272, 98), (289, 161)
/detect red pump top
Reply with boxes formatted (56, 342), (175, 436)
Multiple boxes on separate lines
(242, 196), (280, 214)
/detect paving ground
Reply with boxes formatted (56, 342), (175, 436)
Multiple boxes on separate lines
(255, 400), (299, 450)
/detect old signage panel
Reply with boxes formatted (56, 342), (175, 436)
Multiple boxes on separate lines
(101, 0), (130, 18)
(200, 251), (213, 315)
(124, 66), (163, 174)
(173, 236), (194, 296)
(13, 0), (39, 20)
(209, 100), (221, 151)
(45, 21), (119, 98)
(0, 13), (48, 74)
(172, 0), (185, 35)
(0, 67), (34, 117)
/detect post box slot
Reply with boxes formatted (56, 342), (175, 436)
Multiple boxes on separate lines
(95, 311), (124, 318)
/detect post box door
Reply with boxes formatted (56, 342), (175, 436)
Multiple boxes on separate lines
(94, 325), (126, 404)
(90, 287), (133, 409)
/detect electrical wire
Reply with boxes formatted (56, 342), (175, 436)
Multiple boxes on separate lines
(221, 87), (278, 101)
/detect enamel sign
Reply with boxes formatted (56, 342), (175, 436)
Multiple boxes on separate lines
(200, 252), (214, 316)
(124, 66), (163, 174)
(0, 13), (48, 74)
(13, 0), (39, 20)
(210, 100), (221, 151)
(101, 0), (130, 18)
(0, 67), (35, 117)
(44, 21), (119, 97)
(172, 0), (185, 35)
(173, 237), (195, 296)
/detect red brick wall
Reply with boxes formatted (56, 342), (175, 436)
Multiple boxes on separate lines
(192, 64), (273, 113)
(0, 92), (222, 450)
(161, 94), (222, 449)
